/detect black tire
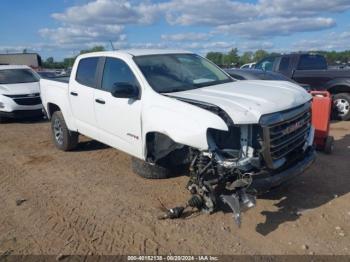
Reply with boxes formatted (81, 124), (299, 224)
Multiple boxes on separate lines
(324, 136), (334, 154)
(333, 93), (350, 121)
(51, 111), (78, 151)
(131, 157), (171, 179)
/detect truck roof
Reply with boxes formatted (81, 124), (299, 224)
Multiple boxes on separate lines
(0, 64), (31, 70)
(79, 49), (192, 58)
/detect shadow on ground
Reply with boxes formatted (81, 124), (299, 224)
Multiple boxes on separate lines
(1, 116), (47, 124)
(75, 140), (110, 152)
(255, 133), (350, 235)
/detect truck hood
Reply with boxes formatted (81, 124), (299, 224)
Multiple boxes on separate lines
(0, 82), (40, 95)
(167, 80), (311, 124)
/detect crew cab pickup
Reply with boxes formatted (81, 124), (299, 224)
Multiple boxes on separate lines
(255, 53), (350, 120)
(40, 50), (315, 224)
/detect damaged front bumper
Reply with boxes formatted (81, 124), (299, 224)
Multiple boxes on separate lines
(250, 147), (316, 193)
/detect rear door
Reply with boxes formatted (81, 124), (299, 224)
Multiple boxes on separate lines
(69, 57), (100, 137)
(292, 54), (330, 89)
(93, 57), (143, 158)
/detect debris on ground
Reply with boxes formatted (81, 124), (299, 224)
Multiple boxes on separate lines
(56, 254), (69, 261)
(15, 198), (27, 206)
(302, 244), (309, 250)
(0, 250), (13, 259)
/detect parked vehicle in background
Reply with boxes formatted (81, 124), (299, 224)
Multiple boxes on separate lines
(225, 68), (311, 91)
(40, 50), (315, 225)
(255, 53), (350, 120)
(0, 65), (43, 122)
(38, 71), (59, 79)
(240, 62), (256, 69)
(0, 53), (42, 70)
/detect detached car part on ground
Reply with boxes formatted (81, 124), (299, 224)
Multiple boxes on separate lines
(40, 50), (316, 226)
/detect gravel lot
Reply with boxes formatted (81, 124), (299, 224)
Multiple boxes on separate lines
(0, 119), (349, 255)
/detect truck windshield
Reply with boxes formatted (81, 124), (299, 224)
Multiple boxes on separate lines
(0, 69), (39, 84)
(133, 54), (233, 93)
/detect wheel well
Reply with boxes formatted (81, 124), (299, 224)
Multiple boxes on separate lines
(328, 85), (350, 94)
(145, 132), (190, 165)
(47, 103), (61, 118)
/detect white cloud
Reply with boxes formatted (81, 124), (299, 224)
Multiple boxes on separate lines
(34, 0), (350, 58)
(292, 31), (350, 51)
(52, 0), (159, 25)
(161, 32), (211, 42)
(216, 17), (335, 38)
(163, 0), (257, 26)
(39, 25), (125, 44)
(258, 0), (350, 16)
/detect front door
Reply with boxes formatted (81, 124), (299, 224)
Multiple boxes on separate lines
(94, 57), (143, 158)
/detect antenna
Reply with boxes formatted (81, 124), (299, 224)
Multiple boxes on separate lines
(109, 40), (115, 51)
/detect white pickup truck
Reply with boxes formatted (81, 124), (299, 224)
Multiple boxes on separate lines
(40, 50), (316, 224)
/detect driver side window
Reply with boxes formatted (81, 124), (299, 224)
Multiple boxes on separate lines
(102, 58), (139, 92)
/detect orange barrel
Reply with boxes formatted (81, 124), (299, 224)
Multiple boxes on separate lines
(310, 91), (332, 148)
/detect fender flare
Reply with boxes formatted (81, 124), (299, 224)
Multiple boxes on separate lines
(325, 79), (350, 94)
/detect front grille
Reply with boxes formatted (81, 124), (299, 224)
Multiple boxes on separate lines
(260, 102), (311, 169)
(4, 93), (42, 106)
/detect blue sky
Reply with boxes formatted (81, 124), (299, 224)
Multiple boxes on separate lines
(1, 0), (350, 61)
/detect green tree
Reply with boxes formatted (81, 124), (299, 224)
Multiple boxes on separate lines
(206, 52), (224, 65)
(224, 48), (239, 67)
(79, 45), (106, 55)
(63, 57), (75, 68)
(253, 49), (269, 62)
(239, 51), (254, 65)
(46, 57), (54, 64)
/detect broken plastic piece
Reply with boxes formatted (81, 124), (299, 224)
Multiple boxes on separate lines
(220, 194), (241, 227)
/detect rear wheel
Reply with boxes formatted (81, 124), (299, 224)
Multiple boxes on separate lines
(51, 111), (78, 151)
(333, 93), (350, 120)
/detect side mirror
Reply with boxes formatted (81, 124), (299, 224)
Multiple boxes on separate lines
(111, 82), (139, 99)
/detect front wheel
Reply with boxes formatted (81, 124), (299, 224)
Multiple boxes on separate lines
(131, 157), (171, 179)
(51, 111), (78, 151)
(333, 93), (350, 121)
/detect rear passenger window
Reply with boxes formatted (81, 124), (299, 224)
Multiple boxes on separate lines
(297, 55), (327, 70)
(102, 58), (139, 92)
(76, 57), (99, 87)
(279, 57), (290, 71)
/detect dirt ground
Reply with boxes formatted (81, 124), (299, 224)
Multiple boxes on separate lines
(0, 118), (349, 256)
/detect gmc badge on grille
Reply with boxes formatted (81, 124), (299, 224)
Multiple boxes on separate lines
(282, 121), (304, 135)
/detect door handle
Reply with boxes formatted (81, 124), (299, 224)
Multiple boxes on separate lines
(70, 91), (78, 96)
(95, 99), (106, 104)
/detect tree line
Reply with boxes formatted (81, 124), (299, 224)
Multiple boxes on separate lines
(42, 46), (106, 69)
(206, 49), (350, 67)
(42, 46), (350, 69)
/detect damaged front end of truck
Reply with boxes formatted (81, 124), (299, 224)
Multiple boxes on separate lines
(151, 98), (315, 226)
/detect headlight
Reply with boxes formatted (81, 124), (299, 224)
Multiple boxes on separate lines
(0, 102), (4, 109)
